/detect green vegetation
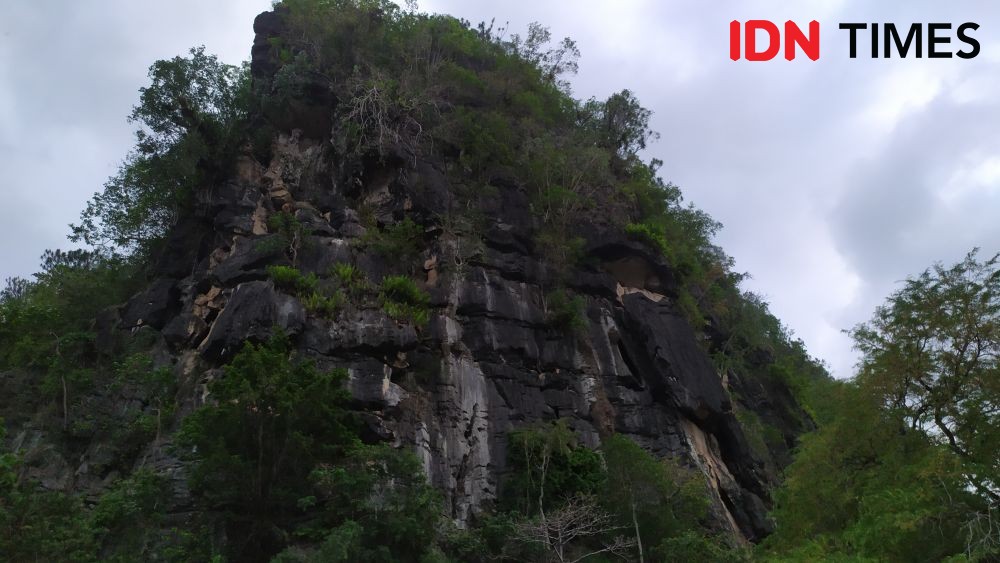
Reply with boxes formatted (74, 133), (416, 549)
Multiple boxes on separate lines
(625, 222), (669, 256)
(465, 421), (747, 562)
(379, 274), (431, 326)
(267, 265), (319, 294)
(267, 265), (345, 318)
(330, 262), (368, 294)
(70, 47), (250, 259)
(502, 420), (606, 517)
(177, 335), (356, 558)
(0, 335), (442, 563)
(302, 290), (345, 317)
(0, 426), (95, 560)
(544, 289), (587, 334)
(15, 1), (989, 560)
(177, 335), (442, 561)
(260, 1), (823, 399)
(0, 422), (209, 562)
(360, 218), (424, 269)
(763, 250), (1000, 561)
(89, 469), (173, 560)
(0, 250), (153, 439)
(601, 434), (742, 562)
(263, 211), (312, 265)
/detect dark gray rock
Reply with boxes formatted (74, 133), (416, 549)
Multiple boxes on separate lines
(618, 292), (729, 423)
(300, 309), (418, 355)
(211, 235), (285, 286)
(162, 312), (210, 349)
(120, 279), (180, 330)
(296, 237), (352, 276)
(9, 15), (813, 547)
(199, 281), (305, 361)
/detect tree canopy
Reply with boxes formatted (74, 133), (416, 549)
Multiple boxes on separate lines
(764, 250), (1000, 562)
(70, 47), (249, 257)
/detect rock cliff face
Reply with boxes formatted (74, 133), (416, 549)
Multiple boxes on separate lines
(2, 8), (812, 546)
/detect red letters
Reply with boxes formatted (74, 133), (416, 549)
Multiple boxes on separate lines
(785, 20), (820, 60)
(746, 20), (781, 61)
(730, 20), (821, 61)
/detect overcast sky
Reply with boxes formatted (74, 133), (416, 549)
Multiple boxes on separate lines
(3, 1), (999, 378)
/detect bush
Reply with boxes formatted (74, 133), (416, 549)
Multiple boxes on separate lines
(90, 469), (170, 557)
(625, 222), (669, 256)
(1, 422), (97, 560)
(379, 275), (431, 326)
(545, 289), (587, 333)
(267, 265), (318, 294)
(503, 420), (606, 516)
(303, 290), (345, 318)
(331, 262), (367, 293)
(380, 275), (428, 306)
(361, 218), (424, 267)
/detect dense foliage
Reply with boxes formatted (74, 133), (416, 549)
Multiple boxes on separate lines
(764, 250), (1000, 562)
(0, 251), (146, 434)
(176, 335), (443, 561)
(483, 422), (747, 562)
(71, 47), (250, 258)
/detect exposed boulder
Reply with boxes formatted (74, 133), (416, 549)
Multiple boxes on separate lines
(199, 281), (305, 361)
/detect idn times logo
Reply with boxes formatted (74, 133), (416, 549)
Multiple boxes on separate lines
(730, 21), (980, 61)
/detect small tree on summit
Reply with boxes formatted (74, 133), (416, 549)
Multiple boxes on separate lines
(582, 89), (659, 163)
(71, 47), (249, 257)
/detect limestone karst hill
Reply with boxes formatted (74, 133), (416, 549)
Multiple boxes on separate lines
(0, 2), (827, 560)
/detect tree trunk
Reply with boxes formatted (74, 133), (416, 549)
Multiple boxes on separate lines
(631, 496), (644, 563)
(61, 374), (69, 431)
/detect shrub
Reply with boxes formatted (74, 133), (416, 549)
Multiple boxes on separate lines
(625, 222), (669, 256)
(382, 300), (430, 327)
(90, 469), (170, 557)
(267, 265), (318, 294)
(675, 287), (702, 322)
(545, 289), (587, 333)
(331, 262), (367, 293)
(380, 275), (428, 306)
(0, 421), (97, 560)
(263, 211), (311, 264)
(362, 218), (424, 266)
(503, 420), (605, 516)
(303, 290), (345, 318)
(379, 275), (431, 326)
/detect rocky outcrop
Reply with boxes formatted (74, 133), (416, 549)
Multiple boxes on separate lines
(76, 120), (796, 540)
(0, 8), (812, 546)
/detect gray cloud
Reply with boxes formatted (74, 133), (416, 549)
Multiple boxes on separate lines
(4, 0), (1000, 378)
(0, 0), (271, 280)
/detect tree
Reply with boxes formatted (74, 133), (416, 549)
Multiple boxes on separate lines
(0, 277), (30, 303)
(850, 249), (1000, 502)
(504, 419), (605, 520)
(177, 335), (356, 560)
(506, 22), (580, 91)
(71, 47), (249, 256)
(601, 434), (709, 562)
(514, 494), (634, 563)
(762, 381), (975, 561)
(764, 249), (1000, 561)
(304, 444), (442, 561)
(582, 89), (659, 162)
(0, 421), (97, 561)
